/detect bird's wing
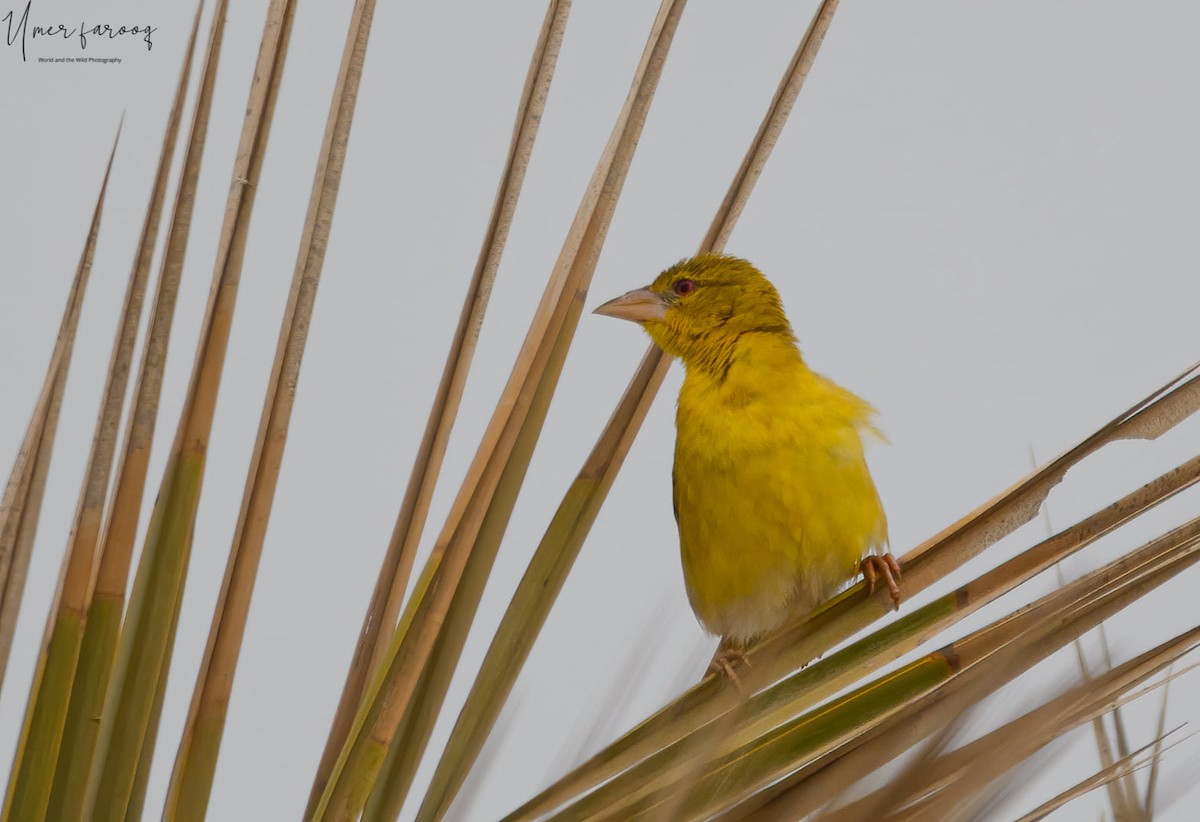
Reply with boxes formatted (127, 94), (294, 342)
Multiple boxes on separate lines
(671, 464), (681, 525)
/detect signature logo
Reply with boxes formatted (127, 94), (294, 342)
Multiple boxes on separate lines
(3, 0), (157, 63)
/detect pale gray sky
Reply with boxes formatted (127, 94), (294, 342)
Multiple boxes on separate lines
(2, 1), (1199, 819)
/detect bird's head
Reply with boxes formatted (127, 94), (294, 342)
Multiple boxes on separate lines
(594, 254), (794, 368)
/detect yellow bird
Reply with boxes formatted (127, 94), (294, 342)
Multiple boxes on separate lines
(595, 254), (899, 679)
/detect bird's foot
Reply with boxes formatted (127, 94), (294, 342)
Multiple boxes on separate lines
(708, 641), (750, 696)
(860, 553), (903, 610)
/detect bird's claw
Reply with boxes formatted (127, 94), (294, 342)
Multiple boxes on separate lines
(860, 553), (902, 610)
(709, 644), (750, 696)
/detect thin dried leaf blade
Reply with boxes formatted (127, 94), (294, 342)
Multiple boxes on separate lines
(306, 2), (572, 814)
(85, 0), (300, 814)
(48, 1), (227, 816)
(548, 512), (1200, 820)
(1014, 726), (1190, 822)
(737, 551), (1200, 821)
(166, 0), (379, 816)
(0, 122), (120, 689)
(2, 122), (130, 822)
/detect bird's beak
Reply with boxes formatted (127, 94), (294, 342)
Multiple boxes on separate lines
(593, 287), (668, 323)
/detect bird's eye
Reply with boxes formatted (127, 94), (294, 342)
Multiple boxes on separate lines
(673, 278), (697, 296)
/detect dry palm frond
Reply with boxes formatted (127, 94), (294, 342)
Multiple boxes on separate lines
(820, 684), (1190, 821)
(85, 0), (300, 816)
(1095, 624), (1147, 821)
(312, 2), (689, 819)
(1013, 726), (1193, 822)
(364, 0), (694, 812)
(826, 658), (1197, 822)
(741, 625), (1200, 821)
(2, 5), (1195, 821)
(4, 6), (204, 816)
(1143, 665), (1172, 817)
(1068, 615), (1144, 822)
(535, 511), (1200, 820)
(511, 444), (1200, 819)
(1045, 448), (1145, 822)
(419, 4), (843, 820)
(165, 0), (380, 816)
(307, 2), (572, 814)
(48, 3), (227, 818)
(0, 128), (119, 690)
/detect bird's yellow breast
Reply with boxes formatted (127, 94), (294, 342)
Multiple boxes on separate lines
(672, 337), (886, 643)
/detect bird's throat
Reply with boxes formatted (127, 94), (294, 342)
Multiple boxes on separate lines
(664, 326), (803, 385)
